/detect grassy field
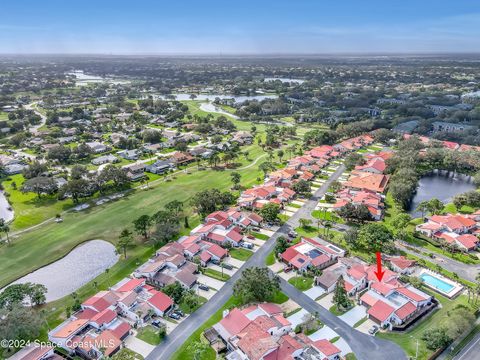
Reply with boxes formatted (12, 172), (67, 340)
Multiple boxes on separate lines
(0, 159), (267, 288)
(2, 174), (75, 230)
(288, 276), (314, 291)
(311, 209), (343, 223)
(229, 248), (253, 261)
(377, 290), (477, 360)
(136, 325), (163, 345)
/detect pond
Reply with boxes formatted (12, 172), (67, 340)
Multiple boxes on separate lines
(408, 170), (476, 218)
(0, 191), (14, 223)
(67, 70), (130, 86)
(6, 240), (119, 302)
(148, 93), (278, 103)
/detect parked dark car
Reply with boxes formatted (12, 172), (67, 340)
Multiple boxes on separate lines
(198, 283), (209, 291)
(169, 312), (181, 320)
(222, 263), (234, 270)
(152, 320), (163, 328)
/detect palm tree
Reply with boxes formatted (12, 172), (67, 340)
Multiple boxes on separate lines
(324, 221), (333, 239)
(0, 219), (10, 245)
(208, 153), (220, 168)
(105, 268), (111, 288)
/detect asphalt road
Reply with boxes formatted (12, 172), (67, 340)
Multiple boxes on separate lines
(453, 331), (480, 360)
(396, 241), (480, 282)
(146, 164), (404, 360)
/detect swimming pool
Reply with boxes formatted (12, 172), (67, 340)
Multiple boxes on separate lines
(420, 273), (454, 293)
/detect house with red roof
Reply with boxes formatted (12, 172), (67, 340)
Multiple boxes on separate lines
(388, 256), (416, 275)
(147, 290), (174, 316)
(312, 339), (342, 360)
(333, 188), (385, 220)
(355, 157), (386, 174)
(209, 303), (339, 360)
(281, 237), (339, 272)
(359, 276), (434, 330)
(416, 214), (479, 251)
(344, 170), (390, 193)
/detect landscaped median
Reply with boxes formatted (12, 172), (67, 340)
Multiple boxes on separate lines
(203, 268), (231, 281)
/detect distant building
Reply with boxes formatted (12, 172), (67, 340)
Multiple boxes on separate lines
(432, 121), (474, 133)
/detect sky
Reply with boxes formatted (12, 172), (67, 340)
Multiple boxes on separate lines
(1, 0), (480, 54)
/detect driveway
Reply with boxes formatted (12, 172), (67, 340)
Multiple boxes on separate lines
(268, 262), (284, 273)
(338, 305), (367, 327)
(279, 271), (296, 281)
(335, 338), (353, 357)
(125, 334), (155, 357)
(304, 286), (326, 300)
(309, 325), (338, 341)
(197, 274), (225, 291)
(259, 229), (275, 237)
(317, 292), (334, 309)
(209, 264), (236, 276)
(225, 257), (244, 268)
(195, 286), (217, 300)
(250, 238), (265, 247)
(286, 308), (310, 328)
(356, 318), (377, 335)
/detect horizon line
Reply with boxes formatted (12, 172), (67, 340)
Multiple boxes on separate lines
(1, 51), (480, 57)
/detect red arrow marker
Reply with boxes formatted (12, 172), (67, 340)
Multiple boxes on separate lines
(374, 251), (385, 282)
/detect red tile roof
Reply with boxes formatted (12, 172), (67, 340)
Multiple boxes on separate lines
(395, 301), (417, 320)
(218, 308), (251, 337)
(312, 339), (341, 356)
(116, 278), (145, 292)
(368, 300), (395, 322)
(389, 256), (416, 270)
(111, 321), (131, 339)
(91, 308), (117, 325)
(148, 291), (173, 312)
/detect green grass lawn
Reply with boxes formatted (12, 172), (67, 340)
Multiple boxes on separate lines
(251, 231), (269, 240)
(0, 153), (268, 289)
(266, 249), (276, 265)
(443, 202), (475, 214)
(179, 295), (208, 314)
(288, 276), (314, 291)
(2, 174), (75, 230)
(311, 209), (344, 223)
(377, 290), (477, 360)
(136, 325), (163, 345)
(229, 248), (253, 261)
(203, 268), (231, 281)
(328, 305), (349, 316)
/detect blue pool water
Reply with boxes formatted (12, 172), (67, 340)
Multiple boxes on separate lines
(420, 274), (454, 293)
